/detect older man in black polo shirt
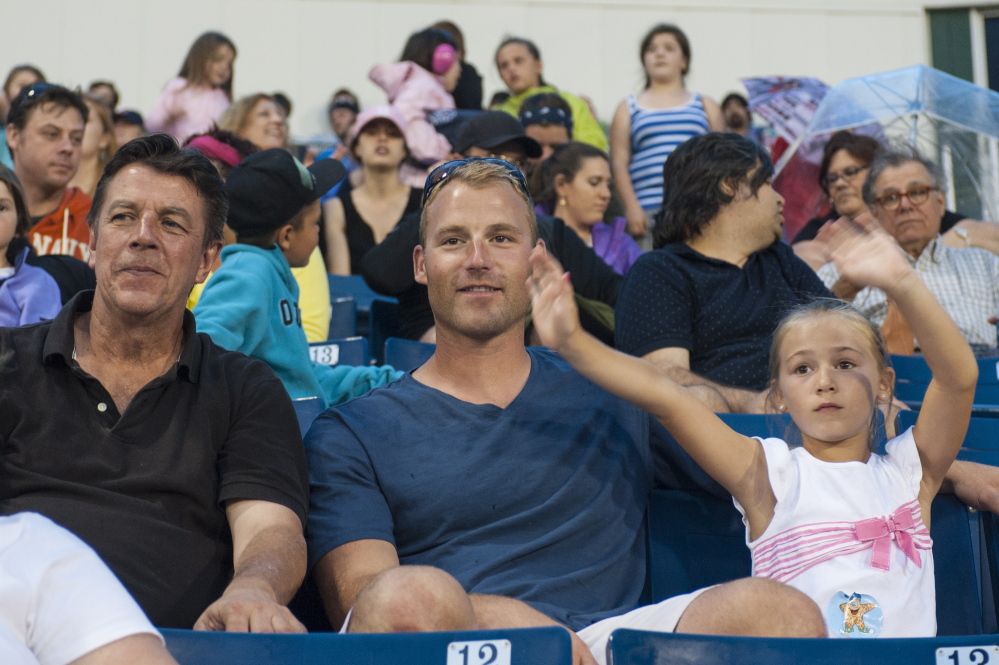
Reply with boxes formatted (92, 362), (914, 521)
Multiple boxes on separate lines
(0, 135), (310, 631)
(615, 133), (831, 413)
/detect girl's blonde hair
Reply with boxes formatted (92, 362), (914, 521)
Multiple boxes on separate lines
(768, 299), (894, 449)
(217, 93), (280, 141)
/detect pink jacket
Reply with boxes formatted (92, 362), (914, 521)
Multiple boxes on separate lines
(369, 62), (454, 164)
(146, 77), (230, 143)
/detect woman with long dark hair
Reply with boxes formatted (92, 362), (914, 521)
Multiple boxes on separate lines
(610, 24), (724, 241)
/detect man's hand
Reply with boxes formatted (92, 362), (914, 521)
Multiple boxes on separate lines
(198, 500), (308, 633)
(194, 577), (306, 633)
(943, 460), (999, 514)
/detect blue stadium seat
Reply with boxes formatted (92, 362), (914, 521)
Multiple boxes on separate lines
(368, 300), (401, 365)
(291, 397), (323, 436)
(898, 411), (999, 466)
(384, 337), (435, 373)
(648, 413), (997, 635)
(606, 628), (999, 665)
(309, 337), (369, 367)
(892, 355), (999, 414)
(329, 297), (357, 339)
(326, 274), (394, 310)
(162, 626), (572, 665)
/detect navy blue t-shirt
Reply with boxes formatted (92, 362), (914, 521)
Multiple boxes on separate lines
(305, 348), (653, 631)
(615, 241), (832, 390)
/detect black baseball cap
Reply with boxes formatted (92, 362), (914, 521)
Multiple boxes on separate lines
(453, 111), (542, 158)
(226, 149), (345, 237)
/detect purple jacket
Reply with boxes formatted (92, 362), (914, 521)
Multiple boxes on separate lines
(592, 217), (644, 276)
(535, 204), (644, 276)
(0, 245), (63, 327)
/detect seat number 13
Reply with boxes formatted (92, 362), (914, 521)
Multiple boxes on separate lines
(938, 646), (999, 665)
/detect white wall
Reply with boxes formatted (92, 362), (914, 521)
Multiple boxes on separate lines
(0, 0), (929, 139)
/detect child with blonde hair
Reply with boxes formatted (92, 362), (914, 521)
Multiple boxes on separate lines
(528, 215), (977, 637)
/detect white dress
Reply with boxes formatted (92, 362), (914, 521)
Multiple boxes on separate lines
(734, 428), (935, 637)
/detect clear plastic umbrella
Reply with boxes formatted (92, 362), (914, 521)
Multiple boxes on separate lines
(805, 65), (999, 221)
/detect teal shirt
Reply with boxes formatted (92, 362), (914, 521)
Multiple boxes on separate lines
(194, 243), (401, 408)
(0, 128), (13, 169)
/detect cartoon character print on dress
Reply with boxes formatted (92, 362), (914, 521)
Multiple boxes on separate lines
(827, 592), (882, 637)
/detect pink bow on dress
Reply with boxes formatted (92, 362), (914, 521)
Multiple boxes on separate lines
(854, 504), (923, 571)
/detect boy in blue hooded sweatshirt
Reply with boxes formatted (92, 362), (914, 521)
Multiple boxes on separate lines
(194, 149), (401, 407)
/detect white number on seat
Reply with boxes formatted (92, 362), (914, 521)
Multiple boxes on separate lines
(447, 639), (511, 665)
(309, 344), (340, 366)
(937, 646), (999, 665)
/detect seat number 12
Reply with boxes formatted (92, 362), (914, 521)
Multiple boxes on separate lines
(447, 639), (512, 665)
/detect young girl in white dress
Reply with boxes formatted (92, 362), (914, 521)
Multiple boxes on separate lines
(528, 215), (977, 638)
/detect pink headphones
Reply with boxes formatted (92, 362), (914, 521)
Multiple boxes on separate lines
(431, 43), (457, 75)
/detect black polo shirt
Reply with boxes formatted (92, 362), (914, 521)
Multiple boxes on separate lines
(615, 241), (832, 391)
(0, 291), (309, 628)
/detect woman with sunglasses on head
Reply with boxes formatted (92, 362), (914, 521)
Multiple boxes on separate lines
(369, 27), (461, 187)
(147, 31), (236, 142)
(492, 37), (607, 153)
(324, 106), (422, 275)
(610, 24), (724, 244)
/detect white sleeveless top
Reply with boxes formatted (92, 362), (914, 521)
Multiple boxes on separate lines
(734, 428), (935, 638)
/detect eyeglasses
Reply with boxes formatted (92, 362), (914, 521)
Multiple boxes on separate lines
(422, 157), (531, 207)
(822, 165), (866, 187)
(874, 186), (939, 211)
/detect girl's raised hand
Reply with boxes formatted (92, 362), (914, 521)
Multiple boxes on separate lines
(528, 244), (580, 352)
(826, 213), (915, 294)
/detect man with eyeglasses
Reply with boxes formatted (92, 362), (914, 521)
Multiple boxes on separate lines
(361, 110), (622, 345)
(5, 83), (92, 261)
(818, 150), (999, 356)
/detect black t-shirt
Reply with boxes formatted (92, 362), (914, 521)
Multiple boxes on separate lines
(614, 241), (833, 391)
(0, 292), (309, 628)
(340, 184), (422, 275)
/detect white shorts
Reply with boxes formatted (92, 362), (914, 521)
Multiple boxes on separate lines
(578, 587), (710, 665)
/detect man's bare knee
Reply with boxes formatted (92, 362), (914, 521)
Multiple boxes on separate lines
(349, 565), (478, 633)
(675, 577), (825, 637)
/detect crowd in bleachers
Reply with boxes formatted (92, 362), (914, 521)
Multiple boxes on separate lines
(3, 18), (999, 665)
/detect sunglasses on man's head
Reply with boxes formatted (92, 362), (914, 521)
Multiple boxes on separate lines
(422, 157), (530, 207)
(7, 82), (61, 124)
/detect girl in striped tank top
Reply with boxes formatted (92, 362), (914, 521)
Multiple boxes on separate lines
(610, 24), (723, 243)
(528, 217), (977, 638)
